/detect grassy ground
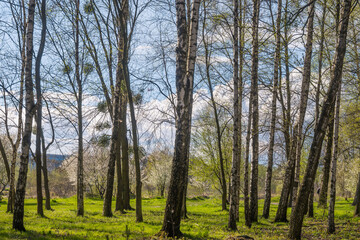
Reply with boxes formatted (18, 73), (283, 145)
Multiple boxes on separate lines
(0, 196), (359, 239)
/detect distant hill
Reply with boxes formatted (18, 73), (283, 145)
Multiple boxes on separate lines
(29, 154), (68, 171)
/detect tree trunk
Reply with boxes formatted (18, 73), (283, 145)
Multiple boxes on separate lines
(7, 1), (26, 213)
(34, 0), (47, 217)
(355, 178), (360, 216)
(316, 1), (328, 209)
(263, 0), (281, 219)
(291, 0), (316, 209)
(115, 0), (143, 222)
(161, 0), (200, 237)
(249, 0), (260, 223)
(328, 81), (341, 233)
(275, 0), (292, 215)
(125, 63), (143, 222)
(41, 100), (55, 211)
(228, 0), (240, 230)
(115, 130), (124, 213)
(41, 134), (51, 210)
(181, 178), (188, 219)
(12, 0), (36, 231)
(353, 173), (360, 206)
(75, 0), (84, 217)
(103, 4), (125, 216)
(244, 82), (252, 228)
(308, 183), (314, 217)
(276, 0), (316, 222)
(202, 1), (227, 211)
(318, 120), (334, 208)
(288, 0), (352, 238)
(0, 140), (10, 184)
(120, 94), (132, 210)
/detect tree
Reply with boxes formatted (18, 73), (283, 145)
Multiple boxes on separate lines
(41, 100), (55, 210)
(317, 0), (330, 210)
(263, 0), (281, 219)
(275, 0), (316, 222)
(74, 0), (85, 217)
(328, 75), (341, 233)
(160, 0), (201, 237)
(228, 0), (241, 229)
(13, 0), (36, 231)
(102, 0), (127, 217)
(34, 0), (47, 217)
(288, 0), (352, 237)
(202, 0), (228, 212)
(249, 0), (260, 223)
(2, 0), (26, 213)
(353, 173), (360, 206)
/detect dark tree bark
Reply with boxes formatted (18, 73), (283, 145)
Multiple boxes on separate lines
(103, 0), (126, 216)
(328, 82), (341, 233)
(353, 173), (360, 206)
(34, 0), (47, 217)
(41, 134), (51, 210)
(121, 97), (132, 210)
(114, 0), (143, 222)
(12, 0), (36, 231)
(292, 0), (316, 208)
(125, 55), (143, 223)
(318, 121), (334, 208)
(316, 1), (329, 210)
(75, 0), (84, 217)
(40, 99), (55, 211)
(276, 0), (315, 222)
(249, 0), (260, 223)
(276, 0), (292, 213)
(307, 183), (314, 217)
(263, 0), (281, 219)
(228, 0), (241, 230)
(115, 126), (124, 213)
(181, 177), (188, 219)
(355, 177), (360, 216)
(160, 0), (200, 237)
(244, 82), (252, 228)
(288, 0), (352, 238)
(0, 140), (10, 183)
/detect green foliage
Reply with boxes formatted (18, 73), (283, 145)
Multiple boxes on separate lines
(133, 93), (143, 106)
(84, 1), (94, 14)
(190, 105), (232, 195)
(0, 197), (359, 239)
(97, 101), (108, 113)
(62, 64), (72, 75)
(95, 121), (111, 131)
(96, 134), (111, 147)
(83, 63), (94, 75)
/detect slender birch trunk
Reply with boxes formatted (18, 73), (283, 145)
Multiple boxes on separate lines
(263, 0), (281, 219)
(289, 0), (352, 238)
(228, 0), (240, 229)
(75, 0), (84, 217)
(275, 0), (316, 222)
(161, 0), (201, 237)
(34, 0), (47, 217)
(249, 0), (260, 223)
(328, 83), (341, 233)
(12, 0), (36, 231)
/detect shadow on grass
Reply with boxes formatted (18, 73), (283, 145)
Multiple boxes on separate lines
(0, 229), (86, 240)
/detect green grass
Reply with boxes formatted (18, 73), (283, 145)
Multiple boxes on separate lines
(0, 196), (359, 239)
